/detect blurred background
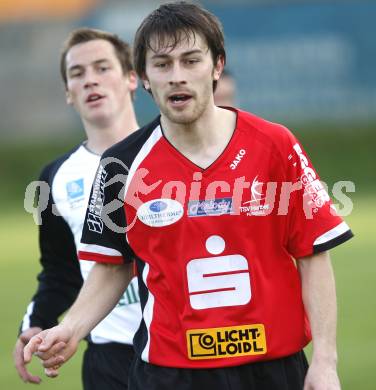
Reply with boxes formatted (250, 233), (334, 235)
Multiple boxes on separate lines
(1, 0), (375, 389)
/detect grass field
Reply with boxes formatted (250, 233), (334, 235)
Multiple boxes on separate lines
(0, 207), (84, 390)
(1, 194), (375, 389)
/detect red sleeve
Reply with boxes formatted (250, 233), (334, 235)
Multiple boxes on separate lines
(280, 129), (353, 259)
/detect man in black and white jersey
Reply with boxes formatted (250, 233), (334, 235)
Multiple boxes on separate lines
(13, 28), (141, 390)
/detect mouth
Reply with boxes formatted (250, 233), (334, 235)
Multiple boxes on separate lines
(86, 93), (105, 104)
(167, 93), (193, 106)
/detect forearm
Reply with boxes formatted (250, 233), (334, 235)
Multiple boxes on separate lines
(61, 262), (132, 341)
(298, 251), (338, 365)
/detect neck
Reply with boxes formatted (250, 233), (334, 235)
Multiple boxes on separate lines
(161, 103), (236, 169)
(162, 102), (220, 149)
(83, 105), (139, 155)
(161, 104), (236, 151)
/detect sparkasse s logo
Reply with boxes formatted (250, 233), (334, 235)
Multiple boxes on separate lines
(230, 149), (246, 170)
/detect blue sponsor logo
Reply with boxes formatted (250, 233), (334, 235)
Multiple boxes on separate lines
(66, 178), (84, 200)
(149, 200), (168, 213)
(188, 197), (233, 217)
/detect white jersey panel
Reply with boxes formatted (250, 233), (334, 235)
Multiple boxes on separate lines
(52, 145), (141, 344)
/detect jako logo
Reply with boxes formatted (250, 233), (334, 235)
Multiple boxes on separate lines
(230, 149), (246, 170)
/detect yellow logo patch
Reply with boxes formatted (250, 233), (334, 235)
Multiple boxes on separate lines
(187, 324), (267, 360)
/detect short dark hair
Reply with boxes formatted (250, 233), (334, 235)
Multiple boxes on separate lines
(133, 1), (226, 91)
(60, 27), (133, 88)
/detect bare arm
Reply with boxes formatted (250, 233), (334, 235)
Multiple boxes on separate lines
(62, 261), (132, 339)
(298, 250), (341, 390)
(24, 261), (133, 377)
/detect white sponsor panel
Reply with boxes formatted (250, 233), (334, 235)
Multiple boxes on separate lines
(137, 198), (184, 227)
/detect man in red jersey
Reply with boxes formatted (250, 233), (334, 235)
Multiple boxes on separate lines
(25, 2), (353, 389)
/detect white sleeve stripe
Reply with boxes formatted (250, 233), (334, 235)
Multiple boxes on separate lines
(21, 301), (35, 332)
(141, 263), (154, 363)
(123, 126), (163, 245)
(124, 126), (162, 198)
(313, 222), (350, 246)
(78, 243), (122, 257)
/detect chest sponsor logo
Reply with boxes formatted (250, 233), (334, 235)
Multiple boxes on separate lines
(187, 324), (267, 360)
(187, 252), (251, 310)
(66, 178), (84, 199)
(188, 197), (233, 217)
(240, 176), (271, 216)
(66, 178), (84, 208)
(137, 198), (183, 227)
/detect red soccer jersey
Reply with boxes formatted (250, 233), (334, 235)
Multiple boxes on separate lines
(79, 109), (352, 368)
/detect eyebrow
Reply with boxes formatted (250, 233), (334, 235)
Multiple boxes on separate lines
(150, 49), (203, 60)
(68, 58), (110, 72)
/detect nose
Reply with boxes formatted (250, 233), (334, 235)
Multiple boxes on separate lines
(168, 62), (186, 85)
(83, 69), (99, 89)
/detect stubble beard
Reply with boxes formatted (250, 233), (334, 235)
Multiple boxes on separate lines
(161, 87), (212, 126)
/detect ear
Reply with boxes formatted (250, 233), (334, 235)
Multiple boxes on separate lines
(213, 55), (225, 82)
(141, 73), (151, 92)
(127, 70), (138, 92)
(66, 89), (73, 105)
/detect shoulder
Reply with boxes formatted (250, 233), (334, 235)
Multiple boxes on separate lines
(39, 144), (82, 184)
(102, 116), (161, 168)
(236, 109), (299, 162)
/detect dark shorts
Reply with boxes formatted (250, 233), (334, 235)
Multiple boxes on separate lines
(82, 342), (135, 390)
(129, 351), (308, 390)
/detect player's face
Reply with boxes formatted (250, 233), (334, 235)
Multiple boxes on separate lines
(65, 39), (137, 126)
(143, 32), (223, 125)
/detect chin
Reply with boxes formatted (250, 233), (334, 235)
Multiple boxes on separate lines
(170, 114), (197, 125)
(164, 107), (202, 126)
(86, 113), (111, 126)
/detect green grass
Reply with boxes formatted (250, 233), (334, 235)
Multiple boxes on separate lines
(301, 194), (376, 389)
(0, 210), (84, 389)
(1, 195), (375, 389)
(331, 195), (376, 389)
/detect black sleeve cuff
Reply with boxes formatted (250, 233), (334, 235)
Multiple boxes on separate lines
(313, 229), (354, 254)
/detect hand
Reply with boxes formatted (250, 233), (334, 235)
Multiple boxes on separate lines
(304, 361), (341, 390)
(24, 324), (79, 378)
(13, 327), (43, 383)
